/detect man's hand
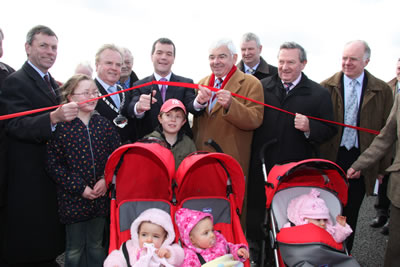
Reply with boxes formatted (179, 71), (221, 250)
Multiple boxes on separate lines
(196, 85), (212, 104)
(294, 113), (310, 132)
(137, 90), (157, 113)
(50, 102), (79, 124)
(216, 89), (232, 110)
(347, 168), (361, 179)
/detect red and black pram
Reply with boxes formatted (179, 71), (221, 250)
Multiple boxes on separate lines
(262, 159), (360, 267)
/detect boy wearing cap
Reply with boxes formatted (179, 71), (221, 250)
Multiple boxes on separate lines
(146, 98), (196, 169)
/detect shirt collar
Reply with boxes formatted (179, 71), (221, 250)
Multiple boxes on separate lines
(27, 60), (48, 78)
(244, 62), (260, 73)
(281, 73), (302, 88)
(344, 72), (365, 87)
(154, 72), (172, 81)
(118, 77), (131, 89)
(96, 77), (117, 92)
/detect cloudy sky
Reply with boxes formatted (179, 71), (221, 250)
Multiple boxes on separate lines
(1, 0), (399, 84)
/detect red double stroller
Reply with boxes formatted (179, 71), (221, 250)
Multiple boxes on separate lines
(262, 159), (360, 267)
(104, 142), (249, 266)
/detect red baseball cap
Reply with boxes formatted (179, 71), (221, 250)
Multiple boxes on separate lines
(160, 98), (187, 115)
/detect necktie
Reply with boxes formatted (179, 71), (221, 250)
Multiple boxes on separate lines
(341, 79), (359, 150)
(283, 82), (293, 94)
(44, 74), (56, 98)
(209, 78), (223, 112)
(160, 77), (168, 102)
(247, 68), (255, 75)
(109, 86), (120, 109)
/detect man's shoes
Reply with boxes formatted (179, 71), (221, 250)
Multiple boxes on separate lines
(381, 221), (389, 235)
(370, 215), (387, 228)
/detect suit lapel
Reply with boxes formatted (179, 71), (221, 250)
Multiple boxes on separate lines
(95, 79), (118, 107)
(23, 62), (58, 105)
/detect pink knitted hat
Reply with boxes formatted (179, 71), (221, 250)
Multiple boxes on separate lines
(287, 188), (331, 226)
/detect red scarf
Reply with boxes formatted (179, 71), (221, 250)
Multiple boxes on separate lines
(208, 65), (237, 89)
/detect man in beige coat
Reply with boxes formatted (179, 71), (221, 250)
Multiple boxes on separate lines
(348, 91), (400, 267)
(320, 40), (393, 252)
(192, 38), (264, 229)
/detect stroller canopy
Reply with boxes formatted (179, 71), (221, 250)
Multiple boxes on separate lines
(175, 152), (245, 213)
(266, 159), (348, 209)
(104, 142), (175, 204)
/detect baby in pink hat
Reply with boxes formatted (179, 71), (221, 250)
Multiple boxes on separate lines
(283, 188), (352, 243)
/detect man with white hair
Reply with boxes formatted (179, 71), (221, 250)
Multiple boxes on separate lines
(74, 61), (93, 77)
(320, 40), (393, 252)
(192, 39), (264, 230)
(118, 47), (139, 89)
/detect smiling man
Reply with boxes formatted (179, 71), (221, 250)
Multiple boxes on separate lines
(320, 40), (393, 253)
(192, 39), (264, 234)
(94, 44), (136, 144)
(237, 32), (277, 80)
(246, 42), (336, 264)
(0, 25), (79, 267)
(127, 37), (205, 139)
(118, 47), (139, 89)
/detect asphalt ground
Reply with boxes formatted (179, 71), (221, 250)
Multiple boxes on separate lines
(351, 195), (387, 267)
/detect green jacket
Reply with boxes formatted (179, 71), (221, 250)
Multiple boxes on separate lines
(146, 128), (196, 170)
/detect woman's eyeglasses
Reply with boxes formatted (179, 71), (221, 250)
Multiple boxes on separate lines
(72, 91), (100, 97)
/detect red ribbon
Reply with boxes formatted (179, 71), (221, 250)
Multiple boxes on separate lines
(0, 80), (380, 135)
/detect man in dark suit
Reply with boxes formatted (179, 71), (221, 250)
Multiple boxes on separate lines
(0, 27), (15, 206)
(237, 32), (277, 80)
(0, 27), (15, 266)
(246, 42), (336, 265)
(118, 47), (139, 89)
(94, 44), (136, 144)
(0, 25), (79, 267)
(126, 37), (206, 139)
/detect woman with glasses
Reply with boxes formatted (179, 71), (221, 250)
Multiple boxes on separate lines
(46, 74), (120, 267)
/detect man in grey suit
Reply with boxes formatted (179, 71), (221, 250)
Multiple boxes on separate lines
(127, 37), (206, 139)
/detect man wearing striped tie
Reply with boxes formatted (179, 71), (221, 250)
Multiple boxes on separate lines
(247, 41), (336, 265)
(192, 38), (264, 234)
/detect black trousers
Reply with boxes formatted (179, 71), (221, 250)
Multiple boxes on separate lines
(336, 146), (364, 253)
(375, 173), (391, 217)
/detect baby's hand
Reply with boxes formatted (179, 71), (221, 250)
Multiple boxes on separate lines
(336, 215), (347, 226)
(237, 247), (249, 260)
(157, 247), (171, 259)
